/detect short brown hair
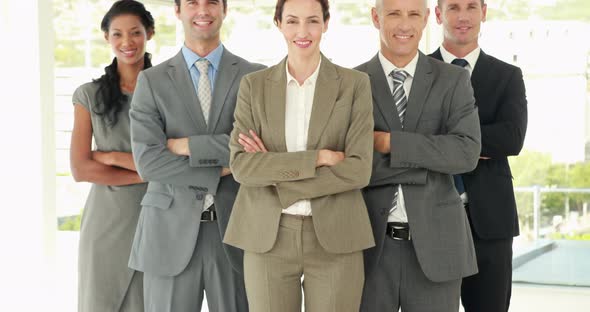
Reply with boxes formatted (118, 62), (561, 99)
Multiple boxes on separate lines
(273, 0), (330, 25)
(437, 0), (485, 6)
(175, 0), (228, 11)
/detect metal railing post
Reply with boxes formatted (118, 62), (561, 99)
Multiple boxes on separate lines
(533, 185), (541, 240)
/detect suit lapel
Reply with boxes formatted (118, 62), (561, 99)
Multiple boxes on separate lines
(209, 48), (239, 132)
(404, 52), (433, 132)
(366, 54), (401, 131)
(266, 58), (288, 152)
(470, 50), (490, 98)
(167, 51), (207, 133)
(307, 55), (340, 150)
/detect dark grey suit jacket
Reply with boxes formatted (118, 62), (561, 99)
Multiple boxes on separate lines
(430, 49), (527, 239)
(129, 48), (265, 276)
(356, 52), (481, 282)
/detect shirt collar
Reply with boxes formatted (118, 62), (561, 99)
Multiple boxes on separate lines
(286, 58), (322, 86)
(181, 43), (224, 72)
(378, 51), (419, 79)
(440, 45), (481, 70)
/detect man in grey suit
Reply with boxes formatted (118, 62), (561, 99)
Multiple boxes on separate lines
(128, 0), (264, 311)
(356, 0), (481, 311)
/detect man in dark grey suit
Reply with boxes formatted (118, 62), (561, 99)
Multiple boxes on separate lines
(356, 0), (481, 311)
(431, 1), (528, 311)
(128, 0), (264, 311)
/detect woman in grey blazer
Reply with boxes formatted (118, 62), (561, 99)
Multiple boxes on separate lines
(70, 1), (154, 311)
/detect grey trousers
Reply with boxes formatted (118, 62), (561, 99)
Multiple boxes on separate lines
(360, 238), (461, 312)
(244, 214), (365, 312)
(143, 221), (248, 312)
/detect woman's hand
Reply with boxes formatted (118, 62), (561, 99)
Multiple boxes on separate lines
(238, 130), (268, 153)
(316, 150), (345, 167)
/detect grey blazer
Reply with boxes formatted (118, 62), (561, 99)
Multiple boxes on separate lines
(129, 48), (265, 276)
(356, 52), (481, 282)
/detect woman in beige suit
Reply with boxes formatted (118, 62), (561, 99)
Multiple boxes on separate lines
(223, 0), (374, 311)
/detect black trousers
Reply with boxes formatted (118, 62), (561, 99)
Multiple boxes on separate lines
(461, 213), (513, 312)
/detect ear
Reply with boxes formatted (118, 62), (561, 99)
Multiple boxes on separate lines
(147, 29), (154, 41)
(323, 17), (330, 33)
(371, 7), (380, 30)
(423, 8), (430, 28)
(174, 4), (181, 19)
(104, 32), (109, 42)
(435, 6), (443, 25)
(481, 3), (487, 22)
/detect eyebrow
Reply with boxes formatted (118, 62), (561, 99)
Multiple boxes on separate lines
(111, 26), (141, 31)
(285, 14), (321, 19)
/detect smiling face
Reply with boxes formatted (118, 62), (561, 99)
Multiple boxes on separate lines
(175, 0), (226, 48)
(276, 0), (329, 60)
(105, 14), (152, 66)
(372, 0), (429, 67)
(436, 0), (486, 51)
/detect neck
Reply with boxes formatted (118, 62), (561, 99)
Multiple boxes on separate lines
(118, 57), (144, 93)
(442, 41), (478, 59)
(287, 52), (321, 86)
(186, 38), (220, 58)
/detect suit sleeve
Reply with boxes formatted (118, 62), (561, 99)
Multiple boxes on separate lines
(480, 67), (527, 158)
(368, 151), (427, 186)
(389, 70), (481, 174)
(274, 75), (374, 208)
(130, 71), (221, 192)
(187, 134), (230, 167)
(229, 75), (319, 187)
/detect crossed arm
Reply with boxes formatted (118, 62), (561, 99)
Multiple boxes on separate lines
(70, 104), (143, 186)
(230, 75), (374, 208)
(368, 70), (481, 187)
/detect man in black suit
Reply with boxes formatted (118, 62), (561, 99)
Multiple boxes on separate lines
(430, 1), (528, 311)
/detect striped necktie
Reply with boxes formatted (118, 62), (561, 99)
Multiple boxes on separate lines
(389, 69), (409, 213)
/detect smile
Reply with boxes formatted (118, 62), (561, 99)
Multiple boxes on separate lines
(294, 40), (312, 48)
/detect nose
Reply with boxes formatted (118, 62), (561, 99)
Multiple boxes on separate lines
(196, 1), (210, 16)
(296, 22), (309, 36)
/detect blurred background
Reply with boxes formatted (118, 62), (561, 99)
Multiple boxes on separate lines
(1, 0), (589, 311)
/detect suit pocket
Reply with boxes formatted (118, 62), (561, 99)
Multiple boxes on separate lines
(141, 192), (173, 210)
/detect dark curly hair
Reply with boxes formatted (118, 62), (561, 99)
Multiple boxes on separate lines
(93, 0), (155, 127)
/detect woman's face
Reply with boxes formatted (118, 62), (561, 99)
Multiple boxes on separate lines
(105, 14), (152, 66)
(277, 0), (328, 59)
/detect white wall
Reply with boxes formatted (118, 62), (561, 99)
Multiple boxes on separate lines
(0, 0), (56, 310)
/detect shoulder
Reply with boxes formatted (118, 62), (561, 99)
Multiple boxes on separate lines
(481, 53), (522, 76)
(331, 63), (370, 89)
(223, 49), (267, 73)
(141, 57), (173, 78)
(72, 81), (100, 108)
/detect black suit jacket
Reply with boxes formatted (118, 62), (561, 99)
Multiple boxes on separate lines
(430, 49), (528, 240)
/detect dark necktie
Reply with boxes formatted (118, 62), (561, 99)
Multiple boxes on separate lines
(389, 69), (409, 213)
(450, 58), (469, 195)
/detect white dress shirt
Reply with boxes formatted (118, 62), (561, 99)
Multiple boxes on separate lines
(378, 52), (419, 223)
(439, 45), (481, 203)
(439, 45), (481, 75)
(281, 59), (321, 216)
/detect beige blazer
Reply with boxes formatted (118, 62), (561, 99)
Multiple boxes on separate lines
(223, 55), (375, 254)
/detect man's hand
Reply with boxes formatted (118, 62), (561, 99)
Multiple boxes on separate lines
(167, 138), (190, 156)
(316, 150), (345, 167)
(221, 167), (232, 177)
(374, 131), (391, 154)
(238, 130), (268, 153)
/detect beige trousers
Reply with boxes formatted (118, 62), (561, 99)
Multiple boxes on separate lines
(244, 214), (364, 312)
